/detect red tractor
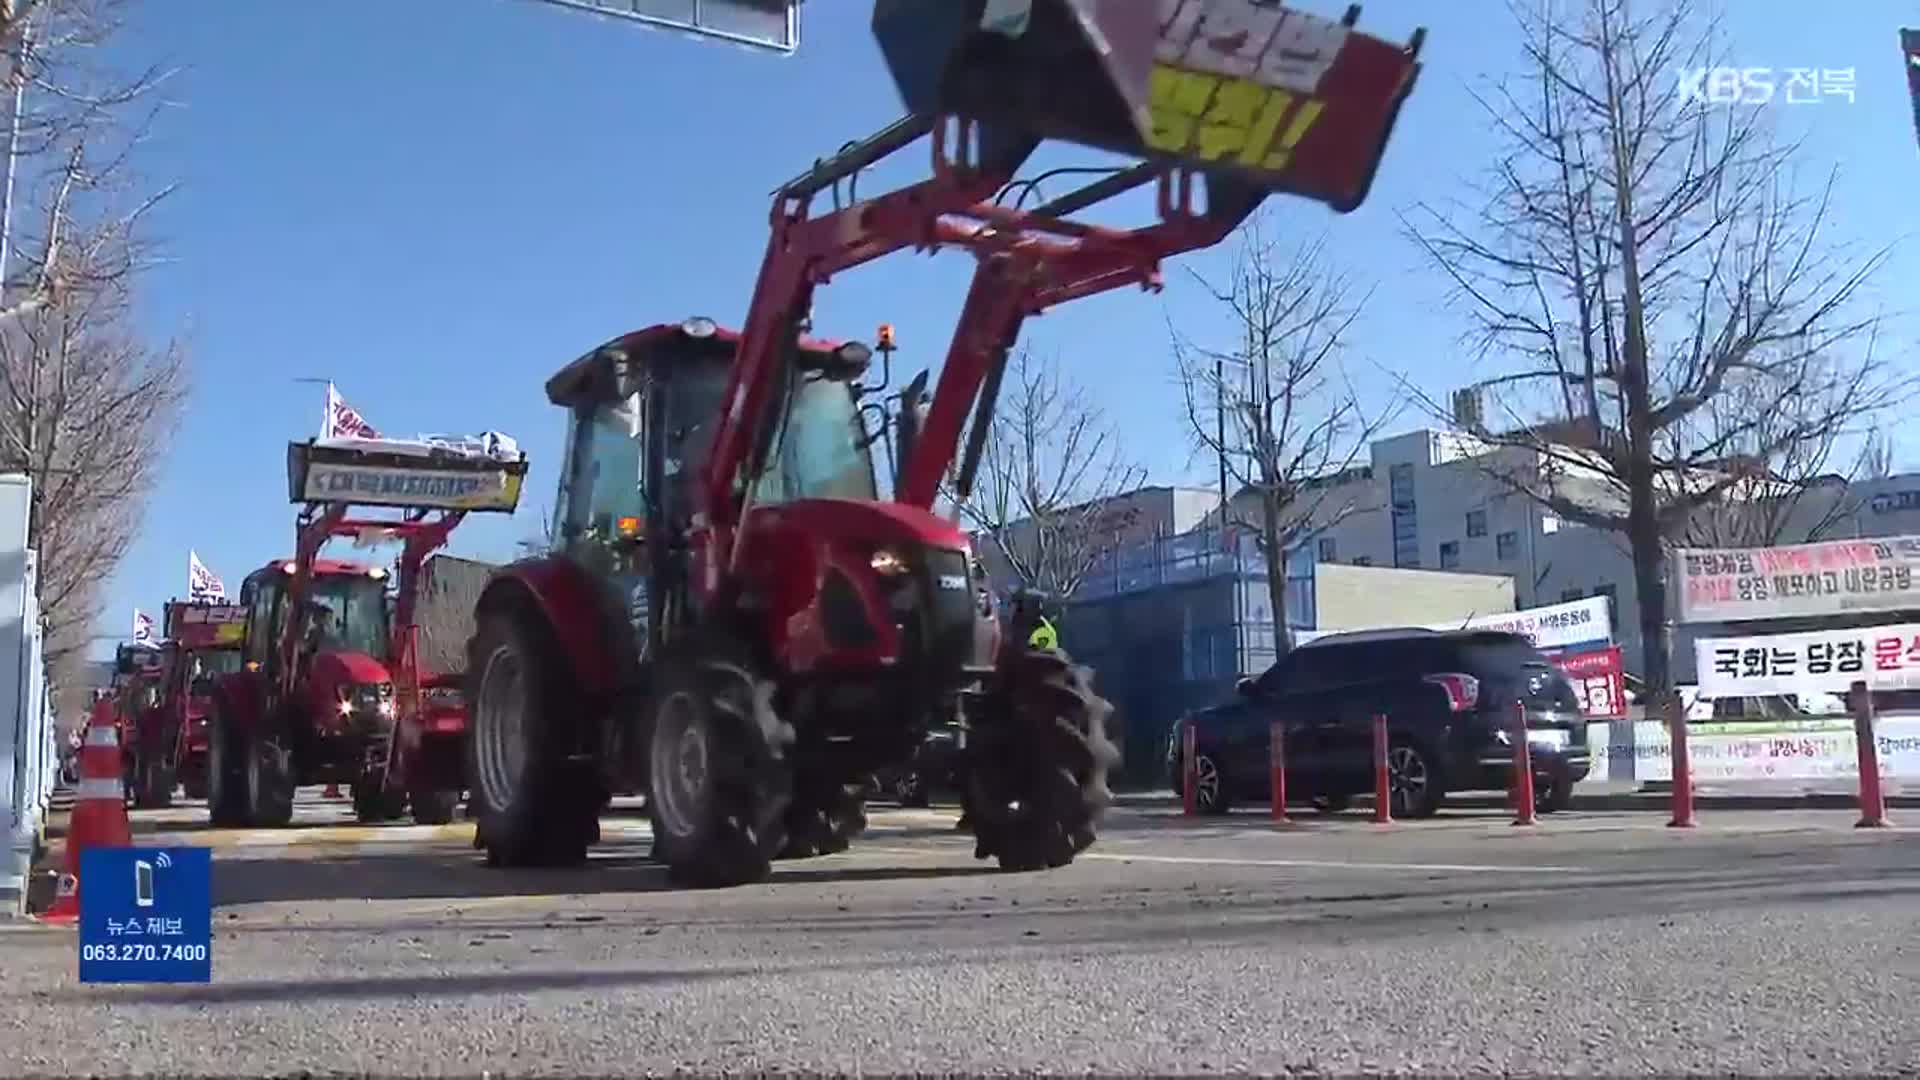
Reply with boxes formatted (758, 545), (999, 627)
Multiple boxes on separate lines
(463, 2), (1423, 886)
(207, 438), (529, 827)
(109, 643), (165, 805)
(120, 600), (248, 808)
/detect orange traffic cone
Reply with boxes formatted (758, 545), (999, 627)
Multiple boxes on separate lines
(38, 708), (133, 924)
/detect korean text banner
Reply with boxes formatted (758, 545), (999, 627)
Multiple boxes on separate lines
(1673, 536), (1920, 624)
(1695, 622), (1920, 696)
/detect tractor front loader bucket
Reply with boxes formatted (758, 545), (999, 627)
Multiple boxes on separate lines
(872, 0), (1424, 214)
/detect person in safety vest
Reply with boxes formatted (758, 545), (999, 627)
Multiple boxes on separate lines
(955, 588), (1063, 834)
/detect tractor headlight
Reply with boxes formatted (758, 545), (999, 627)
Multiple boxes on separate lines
(870, 548), (909, 577)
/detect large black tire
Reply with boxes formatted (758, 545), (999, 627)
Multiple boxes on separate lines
(779, 782), (868, 859)
(1190, 749), (1231, 816)
(411, 787), (460, 826)
(1386, 739), (1445, 820)
(644, 644), (793, 888)
(1536, 768), (1573, 814)
(352, 775), (405, 824)
(205, 702), (248, 828)
(964, 649), (1118, 873)
(181, 771), (208, 802)
(137, 752), (175, 810)
(466, 606), (601, 868)
(245, 719), (297, 828)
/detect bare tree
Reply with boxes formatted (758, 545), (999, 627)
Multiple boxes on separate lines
(955, 347), (1146, 600)
(1171, 220), (1387, 655)
(1402, 0), (1903, 697)
(0, 0), (182, 669)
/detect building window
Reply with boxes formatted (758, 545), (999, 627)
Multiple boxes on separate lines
(1439, 541), (1460, 570)
(1389, 462), (1418, 569)
(1353, 556), (1372, 567)
(1496, 530), (1520, 559)
(1466, 510), (1487, 538)
(1317, 537), (1337, 562)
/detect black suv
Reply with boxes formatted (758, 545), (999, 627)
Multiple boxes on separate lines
(1165, 628), (1590, 818)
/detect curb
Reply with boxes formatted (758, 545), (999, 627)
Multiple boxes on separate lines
(1111, 790), (1920, 813)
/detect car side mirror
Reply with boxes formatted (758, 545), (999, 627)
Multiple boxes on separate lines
(1236, 677), (1258, 698)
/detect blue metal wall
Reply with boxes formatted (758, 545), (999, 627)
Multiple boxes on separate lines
(1062, 527), (1317, 786)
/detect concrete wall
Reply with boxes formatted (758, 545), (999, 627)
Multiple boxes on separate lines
(1310, 563), (1515, 631)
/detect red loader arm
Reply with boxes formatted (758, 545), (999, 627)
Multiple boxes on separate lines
(697, 0), (1422, 594)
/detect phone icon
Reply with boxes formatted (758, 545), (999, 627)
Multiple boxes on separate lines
(134, 860), (154, 908)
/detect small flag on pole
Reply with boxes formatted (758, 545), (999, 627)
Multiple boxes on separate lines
(1903, 29), (1920, 151)
(132, 609), (155, 645)
(188, 551), (226, 603)
(322, 382), (380, 441)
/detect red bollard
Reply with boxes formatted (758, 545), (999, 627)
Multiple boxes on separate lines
(1372, 713), (1392, 824)
(1668, 693), (1696, 829)
(1510, 699), (1537, 826)
(1269, 718), (1289, 823)
(1181, 721), (1198, 818)
(1852, 680), (1890, 829)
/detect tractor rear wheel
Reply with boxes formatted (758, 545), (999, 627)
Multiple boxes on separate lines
(964, 649), (1118, 873)
(779, 782), (868, 859)
(644, 643), (793, 887)
(205, 702), (248, 827)
(466, 606), (600, 868)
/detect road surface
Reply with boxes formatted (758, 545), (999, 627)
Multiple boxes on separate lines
(6, 791), (1918, 1075)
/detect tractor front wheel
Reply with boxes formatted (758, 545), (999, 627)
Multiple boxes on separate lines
(779, 782), (868, 859)
(244, 718), (296, 828)
(644, 644), (793, 888)
(411, 787), (460, 825)
(466, 606), (600, 868)
(205, 702), (248, 828)
(963, 649), (1118, 873)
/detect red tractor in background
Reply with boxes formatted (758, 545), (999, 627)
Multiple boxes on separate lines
(108, 643), (165, 805)
(207, 437), (529, 827)
(121, 600), (248, 808)
(463, 3), (1424, 886)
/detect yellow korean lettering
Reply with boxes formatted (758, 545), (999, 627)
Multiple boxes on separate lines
(1260, 97), (1327, 172)
(1146, 64), (1220, 153)
(1195, 76), (1268, 161)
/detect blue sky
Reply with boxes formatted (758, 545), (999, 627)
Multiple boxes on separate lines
(99, 0), (1920, 656)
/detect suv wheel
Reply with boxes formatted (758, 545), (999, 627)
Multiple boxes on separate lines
(1386, 741), (1443, 819)
(1192, 751), (1230, 815)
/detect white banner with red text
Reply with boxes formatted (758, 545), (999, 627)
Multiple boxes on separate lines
(1673, 536), (1920, 624)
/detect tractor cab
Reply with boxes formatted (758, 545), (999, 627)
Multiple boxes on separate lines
(546, 317), (880, 547)
(238, 558), (395, 735)
(543, 318), (882, 663)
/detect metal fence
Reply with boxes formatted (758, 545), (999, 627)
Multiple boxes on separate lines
(1062, 526), (1316, 787)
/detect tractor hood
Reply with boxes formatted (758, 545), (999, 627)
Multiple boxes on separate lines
(310, 649), (391, 688)
(747, 497), (970, 553)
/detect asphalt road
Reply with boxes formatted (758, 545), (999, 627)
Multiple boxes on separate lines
(6, 791), (1919, 1076)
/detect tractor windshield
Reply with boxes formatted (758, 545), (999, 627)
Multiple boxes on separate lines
(750, 371), (876, 505)
(302, 573), (391, 661)
(188, 649), (243, 695)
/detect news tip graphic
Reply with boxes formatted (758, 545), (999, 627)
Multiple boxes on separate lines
(78, 847), (212, 984)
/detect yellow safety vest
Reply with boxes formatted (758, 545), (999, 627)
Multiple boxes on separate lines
(1028, 616), (1059, 651)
